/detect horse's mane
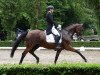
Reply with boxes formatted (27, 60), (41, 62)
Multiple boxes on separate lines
(62, 23), (82, 30)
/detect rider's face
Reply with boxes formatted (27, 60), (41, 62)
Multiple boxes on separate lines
(50, 9), (54, 13)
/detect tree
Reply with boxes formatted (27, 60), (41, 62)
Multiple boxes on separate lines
(0, 0), (99, 40)
(85, 0), (100, 35)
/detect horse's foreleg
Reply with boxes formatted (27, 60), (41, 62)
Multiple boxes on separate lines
(74, 50), (87, 62)
(54, 50), (62, 64)
(65, 45), (87, 62)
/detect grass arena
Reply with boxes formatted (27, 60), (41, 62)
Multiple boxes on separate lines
(0, 47), (100, 64)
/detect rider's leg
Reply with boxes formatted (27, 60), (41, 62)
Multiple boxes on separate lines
(52, 26), (61, 50)
(55, 35), (61, 50)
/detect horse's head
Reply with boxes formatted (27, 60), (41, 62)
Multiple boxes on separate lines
(63, 23), (85, 40)
(75, 24), (84, 37)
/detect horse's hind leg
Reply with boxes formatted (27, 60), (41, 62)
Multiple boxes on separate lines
(19, 45), (34, 64)
(65, 45), (87, 62)
(19, 50), (28, 64)
(54, 50), (62, 64)
(29, 44), (40, 64)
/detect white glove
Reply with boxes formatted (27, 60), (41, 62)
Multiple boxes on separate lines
(57, 24), (61, 30)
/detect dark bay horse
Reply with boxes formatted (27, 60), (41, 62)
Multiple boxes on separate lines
(10, 23), (87, 64)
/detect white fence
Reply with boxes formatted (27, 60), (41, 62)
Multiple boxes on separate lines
(0, 47), (100, 51)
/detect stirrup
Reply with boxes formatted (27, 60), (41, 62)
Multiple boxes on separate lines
(54, 45), (61, 51)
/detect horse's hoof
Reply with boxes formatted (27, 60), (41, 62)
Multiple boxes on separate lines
(19, 63), (22, 65)
(36, 62), (39, 64)
(36, 60), (39, 64)
(85, 59), (87, 62)
(54, 61), (57, 64)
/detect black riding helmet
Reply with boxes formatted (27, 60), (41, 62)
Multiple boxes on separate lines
(47, 5), (54, 10)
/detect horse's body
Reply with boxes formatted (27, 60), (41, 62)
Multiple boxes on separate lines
(10, 23), (87, 64)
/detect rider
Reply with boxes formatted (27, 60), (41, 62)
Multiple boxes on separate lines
(46, 5), (61, 50)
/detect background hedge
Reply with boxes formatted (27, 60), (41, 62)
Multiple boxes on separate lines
(72, 41), (100, 47)
(0, 41), (24, 47)
(0, 41), (99, 47)
(0, 63), (100, 75)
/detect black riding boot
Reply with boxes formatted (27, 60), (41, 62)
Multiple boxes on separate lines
(55, 35), (61, 51)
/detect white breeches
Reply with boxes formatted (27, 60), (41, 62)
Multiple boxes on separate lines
(52, 26), (60, 36)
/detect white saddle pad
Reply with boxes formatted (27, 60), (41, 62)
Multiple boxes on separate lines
(45, 31), (62, 43)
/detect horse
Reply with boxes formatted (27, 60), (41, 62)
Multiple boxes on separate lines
(10, 23), (87, 64)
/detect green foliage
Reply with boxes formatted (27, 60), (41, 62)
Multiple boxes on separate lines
(85, 0), (100, 35)
(0, 0), (100, 40)
(0, 41), (25, 47)
(83, 28), (93, 35)
(0, 63), (100, 75)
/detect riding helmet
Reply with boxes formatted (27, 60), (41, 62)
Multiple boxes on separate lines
(47, 5), (54, 10)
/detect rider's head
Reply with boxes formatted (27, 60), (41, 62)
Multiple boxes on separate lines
(47, 5), (54, 13)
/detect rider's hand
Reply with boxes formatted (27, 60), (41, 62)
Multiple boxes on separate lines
(57, 24), (61, 30)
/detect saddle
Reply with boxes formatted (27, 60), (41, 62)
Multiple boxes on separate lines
(45, 25), (62, 43)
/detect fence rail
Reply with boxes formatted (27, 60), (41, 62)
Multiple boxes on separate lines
(83, 35), (100, 41)
(0, 47), (100, 51)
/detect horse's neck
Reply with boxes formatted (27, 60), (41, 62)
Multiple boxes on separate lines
(66, 27), (75, 34)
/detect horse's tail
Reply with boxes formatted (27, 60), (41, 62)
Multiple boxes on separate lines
(10, 31), (28, 58)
